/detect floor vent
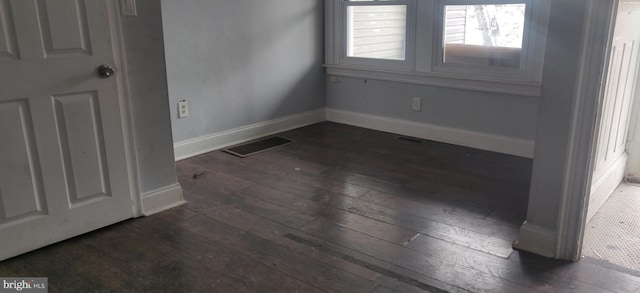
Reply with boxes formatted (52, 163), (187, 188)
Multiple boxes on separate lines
(223, 136), (295, 158)
(397, 136), (424, 143)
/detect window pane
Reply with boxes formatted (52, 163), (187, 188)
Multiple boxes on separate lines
(347, 5), (407, 60)
(443, 4), (526, 68)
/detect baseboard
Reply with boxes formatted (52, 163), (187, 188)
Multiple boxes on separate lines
(141, 183), (185, 216)
(513, 221), (557, 258)
(174, 108), (534, 159)
(173, 109), (326, 161)
(326, 109), (535, 158)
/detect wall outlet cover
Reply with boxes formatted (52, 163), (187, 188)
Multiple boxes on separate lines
(412, 97), (422, 111)
(178, 100), (189, 118)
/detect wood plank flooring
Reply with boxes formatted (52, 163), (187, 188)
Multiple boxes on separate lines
(1, 122), (640, 292)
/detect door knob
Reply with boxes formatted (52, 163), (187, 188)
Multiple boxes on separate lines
(97, 64), (115, 78)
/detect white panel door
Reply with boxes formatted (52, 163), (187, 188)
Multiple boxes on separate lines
(0, 0), (133, 260)
(588, 1), (640, 222)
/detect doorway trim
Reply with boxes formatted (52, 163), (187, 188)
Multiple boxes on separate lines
(555, 0), (618, 261)
(109, 0), (143, 217)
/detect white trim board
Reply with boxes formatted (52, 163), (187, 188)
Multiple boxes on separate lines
(174, 108), (534, 161)
(326, 66), (542, 97)
(173, 109), (326, 161)
(112, 1), (142, 217)
(513, 221), (557, 258)
(141, 183), (185, 216)
(553, 0), (618, 261)
(326, 109), (535, 158)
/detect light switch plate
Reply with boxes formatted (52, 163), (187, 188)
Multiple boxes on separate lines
(120, 0), (137, 16)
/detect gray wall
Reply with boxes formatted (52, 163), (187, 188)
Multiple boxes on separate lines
(161, 0), (326, 143)
(327, 77), (539, 140)
(121, 0), (178, 193)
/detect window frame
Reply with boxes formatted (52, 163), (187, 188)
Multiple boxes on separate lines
(339, 0), (416, 70)
(325, 0), (551, 96)
(432, 0), (536, 81)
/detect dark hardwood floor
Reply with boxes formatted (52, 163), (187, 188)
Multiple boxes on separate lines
(2, 122), (639, 292)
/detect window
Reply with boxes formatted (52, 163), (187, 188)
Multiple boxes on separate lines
(340, 0), (414, 69)
(325, 0), (550, 95)
(346, 1), (408, 60)
(442, 3), (526, 68)
(433, 0), (538, 80)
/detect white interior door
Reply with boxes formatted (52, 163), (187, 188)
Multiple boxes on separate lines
(588, 0), (640, 222)
(0, 0), (133, 260)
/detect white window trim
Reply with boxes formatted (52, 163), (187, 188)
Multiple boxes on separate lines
(324, 64), (542, 96)
(325, 0), (551, 97)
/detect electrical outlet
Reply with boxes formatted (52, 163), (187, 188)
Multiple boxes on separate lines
(412, 97), (422, 111)
(178, 100), (189, 118)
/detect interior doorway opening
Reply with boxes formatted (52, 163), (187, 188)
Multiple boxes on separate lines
(582, 0), (640, 271)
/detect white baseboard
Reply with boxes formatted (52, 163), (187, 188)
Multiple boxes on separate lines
(173, 109), (326, 161)
(513, 221), (557, 258)
(326, 109), (535, 158)
(141, 183), (185, 216)
(173, 108), (533, 159)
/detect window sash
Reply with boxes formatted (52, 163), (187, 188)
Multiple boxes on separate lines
(344, 0), (411, 6)
(432, 0), (535, 80)
(340, 0), (415, 69)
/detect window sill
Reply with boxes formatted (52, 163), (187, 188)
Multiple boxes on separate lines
(324, 64), (541, 97)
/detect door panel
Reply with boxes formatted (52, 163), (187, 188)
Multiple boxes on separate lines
(611, 42), (636, 150)
(0, 0), (133, 260)
(588, 2), (640, 222)
(594, 40), (637, 177)
(53, 91), (111, 205)
(36, 0), (92, 56)
(0, 100), (47, 224)
(0, 0), (19, 60)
